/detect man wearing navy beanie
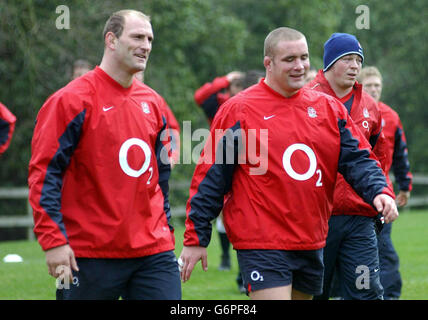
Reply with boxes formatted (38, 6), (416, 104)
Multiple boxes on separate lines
(306, 33), (391, 300)
(323, 33), (364, 72)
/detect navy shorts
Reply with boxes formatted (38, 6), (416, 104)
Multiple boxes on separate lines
(56, 250), (181, 300)
(237, 249), (324, 296)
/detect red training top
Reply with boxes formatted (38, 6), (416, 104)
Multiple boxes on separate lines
(184, 80), (393, 251)
(307, 70), (390, 217)
(29, 67), (174, 258)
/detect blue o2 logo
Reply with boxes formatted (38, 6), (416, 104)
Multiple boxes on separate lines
(282, 143), (322, 186)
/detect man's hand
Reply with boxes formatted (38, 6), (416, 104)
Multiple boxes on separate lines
(45, 244), (79, 282)
(178, 246), (208, 282)
(373, 194), (399, 223)
(226, 71), (245, 82)
(396, 190), (410, 207)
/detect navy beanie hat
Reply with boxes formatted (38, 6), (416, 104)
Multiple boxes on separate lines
(323, 33), (364, 71)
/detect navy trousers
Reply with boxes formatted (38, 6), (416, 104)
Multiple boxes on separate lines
(314, 215), (384, 300)
(378, 222), (402, 299)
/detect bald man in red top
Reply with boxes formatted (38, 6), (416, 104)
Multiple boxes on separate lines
(179, 27), (397, 300)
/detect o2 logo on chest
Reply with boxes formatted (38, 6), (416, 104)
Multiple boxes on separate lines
(282, 143), (322, 187)
(119, 138), (153, 184)
(361, 120), (370, 131)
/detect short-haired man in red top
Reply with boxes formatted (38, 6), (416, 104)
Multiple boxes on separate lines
(179, 27), (397, 300)
(29, 10), (180, 300)
(0, 102), (16, 155)
(359, 66), (412, 299)
(307, 33), (391, 300)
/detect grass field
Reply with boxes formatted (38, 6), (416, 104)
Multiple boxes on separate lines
(0, 210), (427, 300)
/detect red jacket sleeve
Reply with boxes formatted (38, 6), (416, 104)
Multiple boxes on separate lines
(28, 91), (88, 251)
(194, 76), (230, 105)
(184, 100), (243, 247)
(369, 98), (388, 173)
(0, 102), (17, 155)
(158, 97), (180, 166)
(392, 118), (413, 191)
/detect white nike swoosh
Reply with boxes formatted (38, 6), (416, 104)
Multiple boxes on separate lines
(103, 106), (114, 112)
(264, 115), (275, 120)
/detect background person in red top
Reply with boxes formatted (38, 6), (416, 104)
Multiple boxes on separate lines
(0, 102), (16, 156)
(308, 33), (391, 300)
(359, 66), (412, 299)
(178, 27), (397, 300)
(28, 9), (180, 300)
(194, 70), (245, 124)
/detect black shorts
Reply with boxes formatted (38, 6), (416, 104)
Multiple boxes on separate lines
(237, 249), (324, 296)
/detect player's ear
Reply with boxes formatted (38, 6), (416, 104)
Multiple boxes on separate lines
(263, 56), (272, 71)
(105, 32), (118, 50)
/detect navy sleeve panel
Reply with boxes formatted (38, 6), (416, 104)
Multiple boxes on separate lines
(342, 94), (354, 114)
(188, 121), (241, 247)
(369, 130), (381, 149)
(156, 116), (172, 229)
(392, 127), (412, 191)
(0, 119), (9, 146)
(201, 93), (220, 121)
(337, 119), (388, 205)
(40, 109), (86, 240)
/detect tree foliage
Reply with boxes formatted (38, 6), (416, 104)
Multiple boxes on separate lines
(0, 0), (426, 193)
